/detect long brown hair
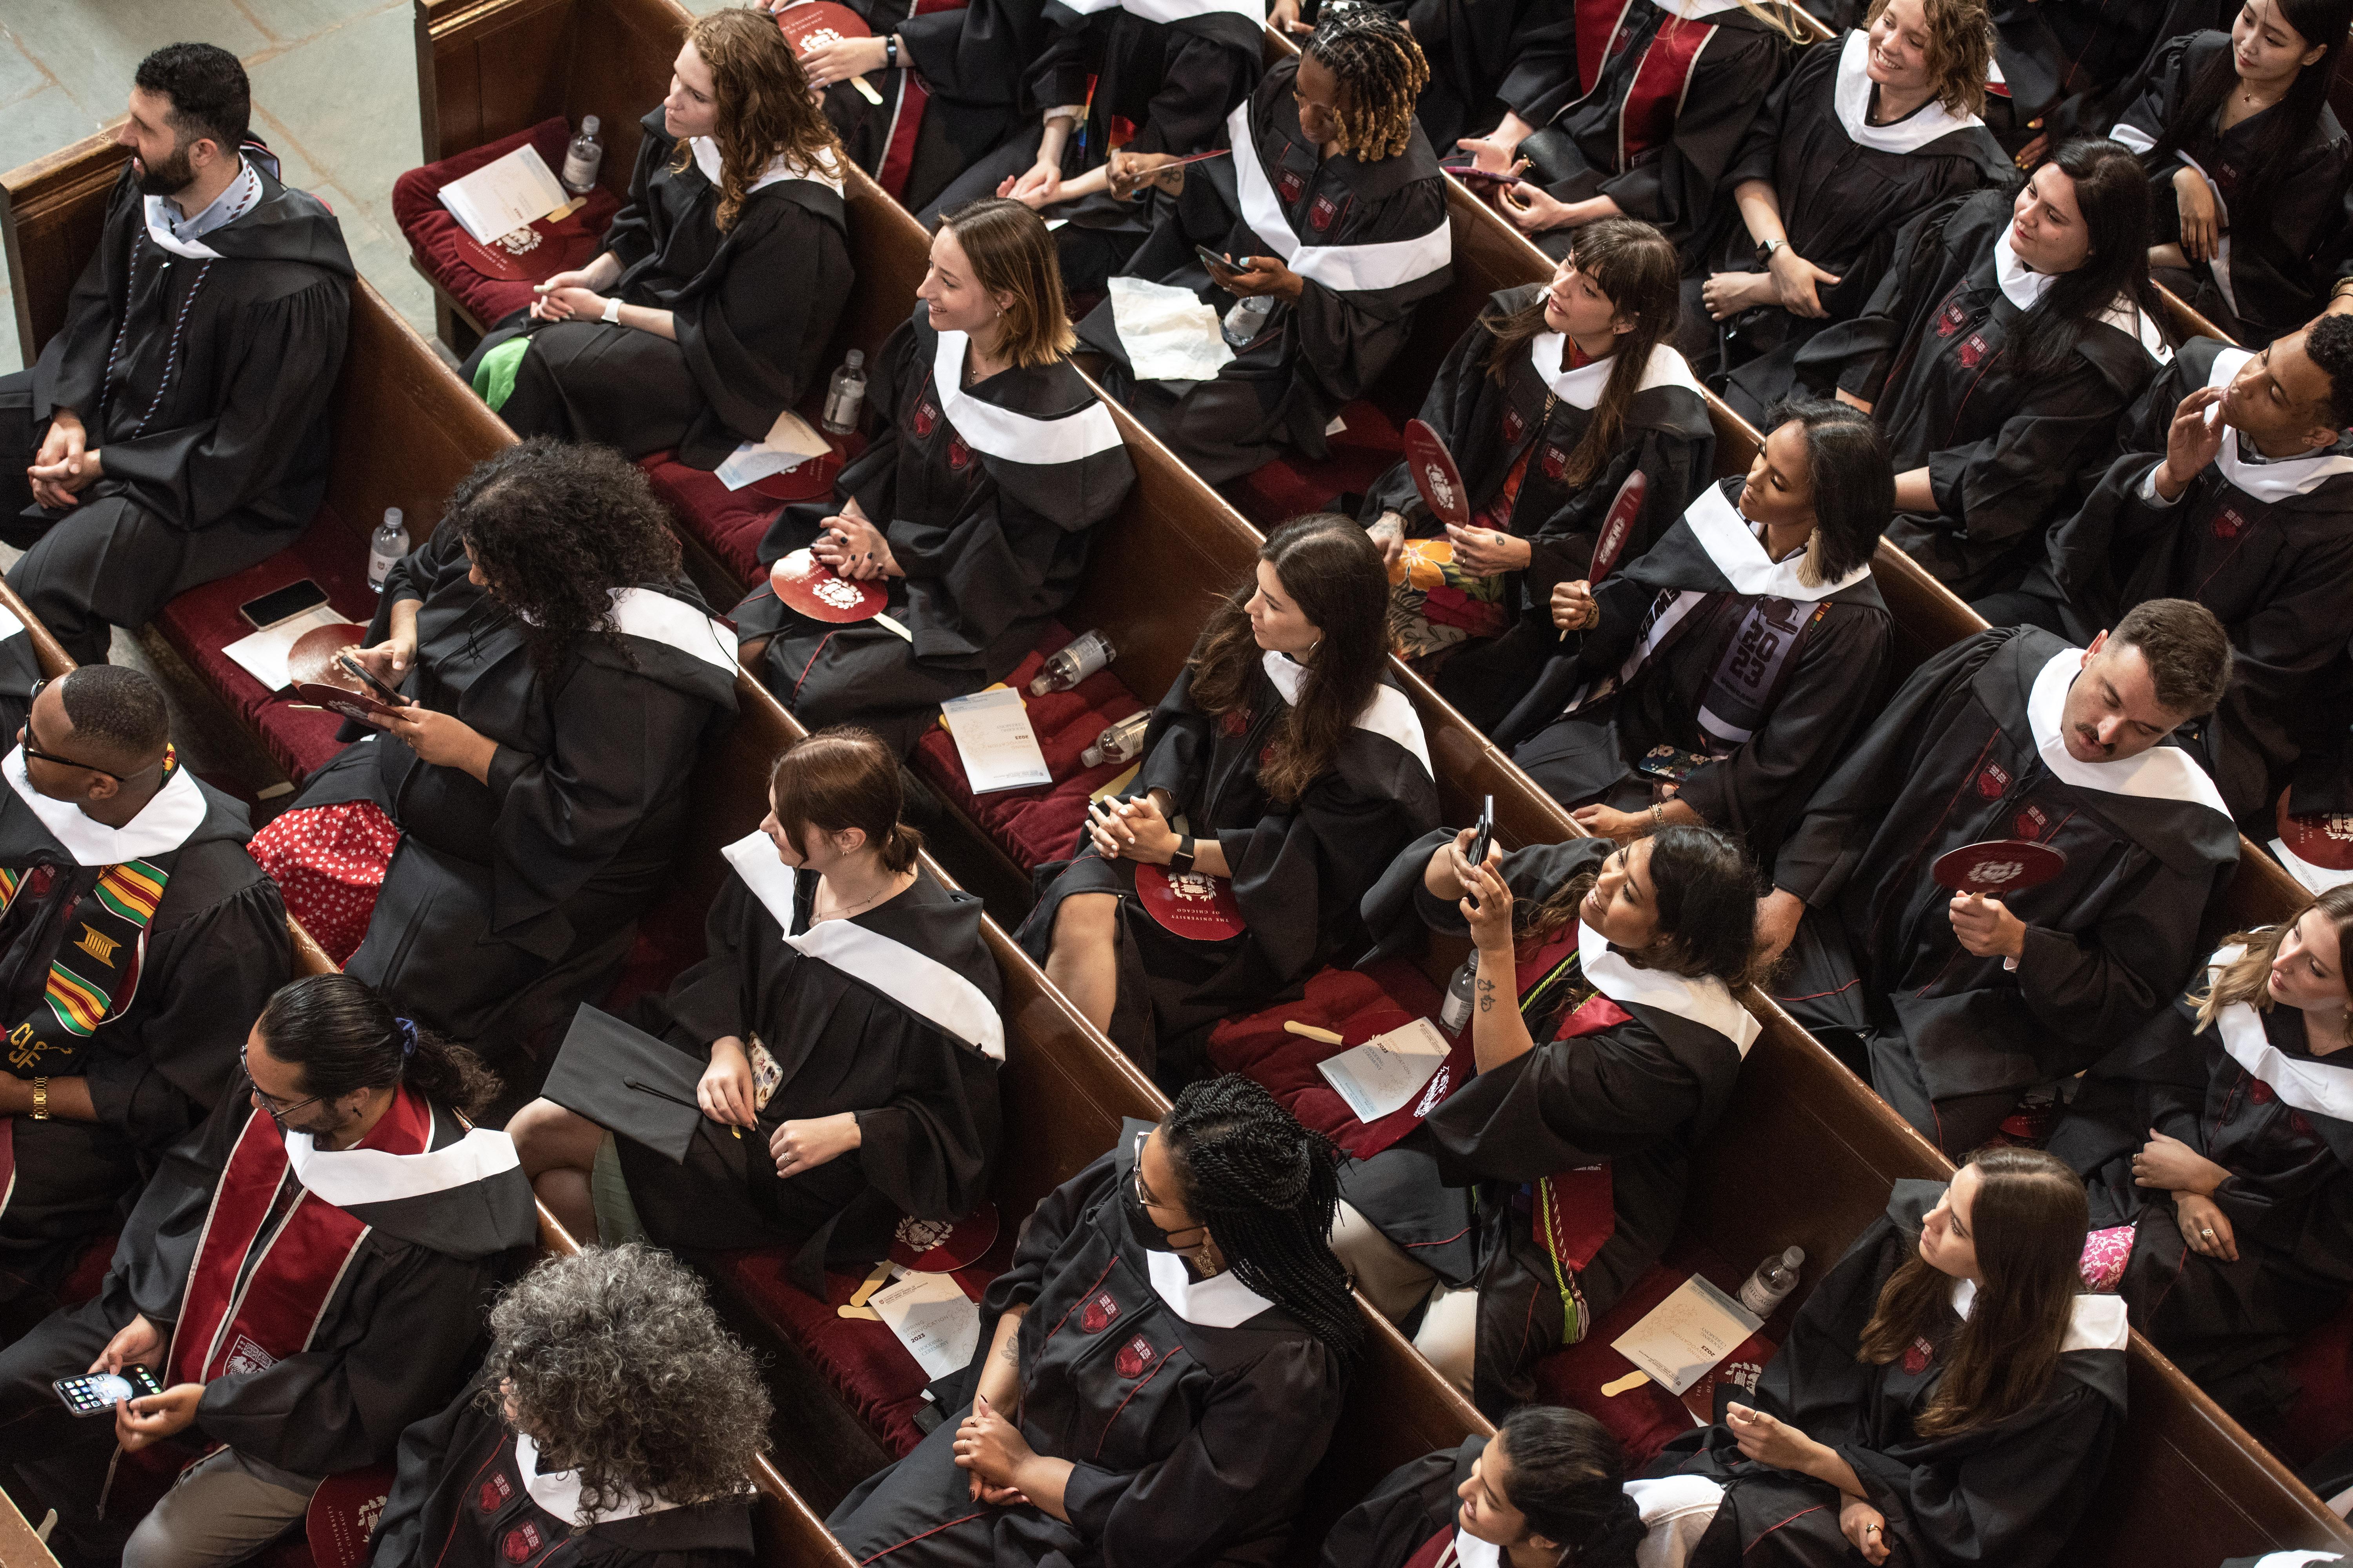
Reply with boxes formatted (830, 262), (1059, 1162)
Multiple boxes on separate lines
(938, 198), (1076, 369)
(767, 725), (924, 873)
(2193, 885), (2353, 1051)
(1856, 1146), (2088, 1436)
(1865, 0), (1994, 120)
(1186, 516), (1391, 805)
(1483, 219), (1682, 488)
(671, 8), (844, 231)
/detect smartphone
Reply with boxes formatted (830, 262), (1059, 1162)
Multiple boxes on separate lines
(1468, 794), (1495, 869)
(1441, 162), (1519, 189)
(239, 579), (330, 631)
(55, 1365), (162, 1417)
(335, 650), (407, 708)
(1195, 243), (1238, 276)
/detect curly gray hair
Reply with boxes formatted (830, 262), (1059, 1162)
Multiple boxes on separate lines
(482, 1245), (769, 1525)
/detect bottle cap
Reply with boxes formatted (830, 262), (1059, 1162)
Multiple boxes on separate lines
(846, 349), (864, 369)
(1782, 1246), (1804, 1266)
(582, 115), (600, 134)
(384, 507), (403, 528)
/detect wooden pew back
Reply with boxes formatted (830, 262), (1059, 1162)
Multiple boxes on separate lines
(3, 135), (129, 360)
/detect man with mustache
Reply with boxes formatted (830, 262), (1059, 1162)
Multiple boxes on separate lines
(0, 43), (353, 667)
(1753, 598), (2238, 1155)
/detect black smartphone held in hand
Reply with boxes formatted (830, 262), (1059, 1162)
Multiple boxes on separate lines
(55, 1365), (163, 1417)
(335, 650), (406, 708)
(1195, 243), (1237, 277)
(1468, 794), (1495, 870)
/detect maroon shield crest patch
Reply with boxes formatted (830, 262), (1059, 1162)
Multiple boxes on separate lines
(2248, 1075), (2275, 1105)
(1309, 193), (1347, 232)
(1975, 759), (2011, 799)
(476, 1473), (513, 1513)
(1540, 445), (1569, 482)
(1936, 298), (1968, 338)
(1609, 22), (1635, 53)
(1903, 1337), (1934, 1375)
(948, 436), (972, 471)
(1957, 332), (1989, 369)
(913, 399), (939, 438)
(1115, 1334), (1158, 1378)
(2014, 804), (2049, 840)
(2212, 507), (2246, 540)
(1219, 707), (1251, 738)
(502, 1523), (543, 1564)
(1277, 167), (1307, 204)
(2290, 1108), (2315, 1138)
(1503, 406), (1525, 443)
(1080, 1291), (1120, 1334)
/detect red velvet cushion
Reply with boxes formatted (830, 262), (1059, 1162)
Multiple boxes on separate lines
(2275, 1292), (2353, 1466)
(708, 1224), (1016, 1458)
(56, 1233), (115, 1308)
(638, 425), (863, 589)
(390, 120), (622, 331)
(1206, 958), (1450, 1159)
(909, 625), (1149, 872)
(151, 513), (380, 785)
(1228, 400), (1403, 530)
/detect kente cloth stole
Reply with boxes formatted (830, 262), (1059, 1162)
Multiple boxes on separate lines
(1526, 950), (1633, 1345)
(0, 852), (171, 1078)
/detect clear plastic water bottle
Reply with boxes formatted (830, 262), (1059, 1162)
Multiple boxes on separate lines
(560, 116), (604, 194)
(1081, 711), (1151, 769)
(1029, 630), (1115, 695)
(1738, 1246), (1805, 1318)
(1222, 294), (1275, 349)
(367, 507), (409, 594)
(1438, 950), (1481, 1034)
(822, 349), (867, 435)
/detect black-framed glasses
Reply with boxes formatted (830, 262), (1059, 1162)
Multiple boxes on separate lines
(19, 680), (126, 782)
(241, 1046), (327, 1120)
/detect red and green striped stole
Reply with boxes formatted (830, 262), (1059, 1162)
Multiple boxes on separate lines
(0, 855), (170, 1076)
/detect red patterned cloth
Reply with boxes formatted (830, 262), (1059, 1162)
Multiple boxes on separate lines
(2079, 1224), (2135, 1292)
(249, 802), (403, 963)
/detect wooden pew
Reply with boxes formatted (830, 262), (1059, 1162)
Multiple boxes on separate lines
(2154, 281), (2239, 351)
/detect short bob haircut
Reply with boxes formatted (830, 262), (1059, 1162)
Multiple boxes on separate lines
(937, 198), (1077, 369)
(1763, 398), (1896, 585)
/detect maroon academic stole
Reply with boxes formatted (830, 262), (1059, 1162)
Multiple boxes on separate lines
(1533, 989), (1634, 1346)
(1575, 0), (1717, 167)
(166, 1086), (434, 1386)
(1404, 1526), (1462, 1568)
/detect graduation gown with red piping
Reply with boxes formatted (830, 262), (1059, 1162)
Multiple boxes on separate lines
(1344, 832), (1758, 1415)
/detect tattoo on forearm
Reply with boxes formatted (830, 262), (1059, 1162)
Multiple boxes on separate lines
(999, 1339), (1019, 1365)
(1477, 977), (1495, 1014)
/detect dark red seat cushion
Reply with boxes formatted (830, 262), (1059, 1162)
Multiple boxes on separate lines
(1227, 400), (1403, 529)
(638, 423), (863, 592)
(152, 513), (380, 785)
(391, 119), (622, 332)
(1207, 957), (1451, 1159)
(707, 1221), (1016, 1458)
(56, 1233), (115, 1308)
(2274, 1292), (2353, 1467)
(909, 625), (1149, 873)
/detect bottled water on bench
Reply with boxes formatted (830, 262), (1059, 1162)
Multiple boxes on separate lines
(367, 508), (409, 594)
(1739, 1246), (1805, 1318)
(822, 349), (867, 435)
(561, 116), (604, 194)
(1082, 711), (1151, 769)
(1031, 629), (1115, 695)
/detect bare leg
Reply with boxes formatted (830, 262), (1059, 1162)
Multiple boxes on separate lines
(508, 1097), (605, 1245)
(1043, 892), (1122, 1033)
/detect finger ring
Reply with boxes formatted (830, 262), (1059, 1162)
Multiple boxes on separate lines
(1866, 1525), (1880, 1535)
(2201, 1228), (2215, 1238)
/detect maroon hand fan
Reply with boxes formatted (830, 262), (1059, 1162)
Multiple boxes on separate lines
(2277, 795), (2353, 876)
(1931, 839), (2068, 894)
(776, 1), (872, 51)
(1587, 468), (1649, 585)
(769, 547), (889, 623)
(284, 623), (371, 689)
(889, 1200), (1001, 1271)
(303, 1464), (396, 1568)
(1402, 418), (1471, 531)
(449, 202), (603, 284)
(1134, 862), (1246, 941)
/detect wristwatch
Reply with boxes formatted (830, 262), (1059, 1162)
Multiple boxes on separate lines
(1169, 835), (1197, 873)
(1755, 236), (1786, 266)
(885, 34), (900, 66)
(31, 1077), (48, 1121)
(601, 296), (623, 324)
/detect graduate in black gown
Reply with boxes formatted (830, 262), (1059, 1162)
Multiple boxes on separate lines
(375, 1246), (763, 1568)
(2107, 0), (2353, 347)
(1078, 11), (1455, 485)
(510, 727), (1003, 1294)
(0, 974), (536, 1568)
(1642, 1149), (2129, 1568)
(1357, 221), (1714, 696)
(1993, 319), (2353, 827)
(1318, 1405), (1700, 1568)
(0, 45), (352, 667)
(0, 669), (289, 1330)
(1331, 827), (1763, 1413)
(1508, 402), (1895, 869)
(1757, 603), (2240, 1155)
(918, 0), (1265, 293)
(828, 1075), (1360, 1568)
(1691, 0), (2009, 399)
(1989, 0), (2226, 160)
(461, 10), (853, 471)
(2052, 892), (2353, 1425)
(1293, 0), (1534, 149)
(1789, 138), (2168, 599)
(736, 200), (1133, 756)
(249, 442), (739, 1055)
(1019, 517), (1440, 1089)
(1455, 0), (1797, 265)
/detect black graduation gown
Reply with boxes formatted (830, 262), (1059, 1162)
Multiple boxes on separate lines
(820, 0), (1051, 214)
(1767, 625), (2240, 1155)
(1369, 0), (1535, 150)
(0, 761), (289, 1318)
(373, 1374), (755, 1568)
(1316, 1436), (1484, 1568)
(735, 308), (1134, 756)
(826, 1123), (1348, 1568)
(1357, 285), (1717, 725)
(1644, 1180), (2130, 1568)
(2110, 31), (2352, 346)
(463, 111), (855, 470)
(1016, 650), (1442, 1088)
(1703, 32), (2008, 399)
(0, 160), (352, 666)
(604, 851), (1003, 1293)
(0, 1087), (536, 1563)
(1502, 477), (1895, 869)
(2020, 336), (2353, 827)
(1343, 833), (1757, 1415)
(1498, 0), (1789, 265)
(2055, 953), (2353, 1424)
(1987, 0), (2224, 145)
(1076, 57), (1455, 485)
(290, 526), (740, 1047)
(1791, 191), (2166, 598)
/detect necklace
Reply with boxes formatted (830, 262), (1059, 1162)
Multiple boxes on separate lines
(815, 870), (909, 921)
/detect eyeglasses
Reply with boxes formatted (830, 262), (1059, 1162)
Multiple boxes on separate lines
(241, 1046), (327, 1120)
(18, 680), (126, 782)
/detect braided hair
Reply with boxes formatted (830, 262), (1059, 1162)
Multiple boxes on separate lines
(1162, 1075), (1365, 1361)
(1304, 7), (1428, 163)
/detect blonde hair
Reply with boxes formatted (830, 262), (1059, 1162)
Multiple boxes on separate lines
(936, 198), (1076, 368)
(2193, 887), (2353, 1051)
(1864, 0), (1995, 120)
(671, 8), (844, 231)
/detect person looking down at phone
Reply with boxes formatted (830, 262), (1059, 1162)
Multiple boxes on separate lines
(509, 727), (1004, 1298)
(1504, 400), (1895, 870)
(246, 440), (737, 1065)
(373, 1246), (765, 1568)
(0, 665), (288, 1335)
(0, 972), (535, 1568)
(1330, 822), (1762, 1414)
(1756, 600), (2238, 1156)
(458, 9), (853, 473)
(1076, 8), (1454, 485)
(0, 43), (353, 668)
